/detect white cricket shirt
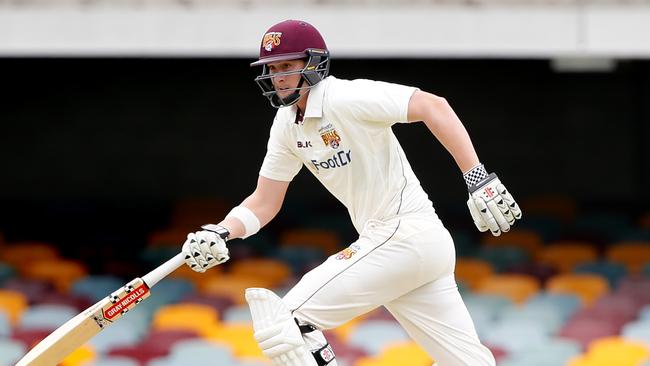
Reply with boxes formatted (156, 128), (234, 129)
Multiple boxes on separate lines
(260, 76), (437, 233)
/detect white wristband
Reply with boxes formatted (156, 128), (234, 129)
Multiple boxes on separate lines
(226, 206), (261, 239)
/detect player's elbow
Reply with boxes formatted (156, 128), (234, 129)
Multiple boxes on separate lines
(427, 92), (450, 111)
(407, 91), (449, 123)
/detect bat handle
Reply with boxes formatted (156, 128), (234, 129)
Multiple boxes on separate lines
(142, 253), (186, 288)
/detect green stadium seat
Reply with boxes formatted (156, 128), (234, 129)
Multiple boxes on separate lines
(0, 262), (15, 285)
(347, 320), (410, 355)
(0, 310), (10, 337)
(516, 215), (563, 242)
(573, 261), (627, 288)
(498, 303), (565, 334)
(526, 292), (581, 322)
(0, 338), (26, 366)
(19, 304), (78, 330)
(91, 317), (148, 353)
(575, 212), (634, 241)
(640, 305), (650, 321)
(498, 338), (581, 366)
(162, 339), (236, 365)
(222, 304), (252, 324)
(72, 276), (125, 302)
(85, 357), (139, 366)
(450, 230), (479, 257)
(622, 321), (650, 346)
(477, 246), (530, 272)
(483, 320), (551, 353)
(273, 246), (326, 276)
(463, 294), (512, 338)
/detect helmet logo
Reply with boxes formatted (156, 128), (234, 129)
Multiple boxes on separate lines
(262, 32), (282, 52)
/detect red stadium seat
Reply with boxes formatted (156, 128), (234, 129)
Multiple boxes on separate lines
(559, 318), (620, 349)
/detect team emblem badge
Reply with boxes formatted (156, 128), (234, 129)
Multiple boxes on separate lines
(335, 244), (359, 260)
(262, 32), (282, 52)
(319, 123), (341, 149)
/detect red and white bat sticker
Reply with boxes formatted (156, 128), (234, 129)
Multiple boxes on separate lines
(103, 285), (149, 320)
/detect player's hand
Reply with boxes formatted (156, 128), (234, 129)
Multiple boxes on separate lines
(182, 227), (230, 273)
(465, 167), (522, 236)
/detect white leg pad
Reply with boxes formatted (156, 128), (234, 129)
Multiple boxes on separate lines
(246, 287), (319, 366)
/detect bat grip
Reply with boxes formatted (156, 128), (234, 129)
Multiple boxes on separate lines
(142, 252), (185, 288)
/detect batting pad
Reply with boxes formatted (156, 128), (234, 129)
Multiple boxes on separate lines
(245, 288), (319, 366)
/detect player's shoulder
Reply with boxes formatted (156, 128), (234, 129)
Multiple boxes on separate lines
(326, 76), (383, 92)
(326, 76), (407, 100)
(271, 106), (295, 128)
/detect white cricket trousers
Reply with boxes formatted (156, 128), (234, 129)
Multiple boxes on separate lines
(282, 214), (496, 366)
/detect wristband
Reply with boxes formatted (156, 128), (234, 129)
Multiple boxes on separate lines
(201, 224), (230, 240)
(463, 163), (488, 188)
(225, 206), (261, 239)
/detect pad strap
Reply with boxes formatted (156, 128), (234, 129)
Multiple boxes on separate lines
(297, 321), (336, 366)
(313, 343), (336, 366)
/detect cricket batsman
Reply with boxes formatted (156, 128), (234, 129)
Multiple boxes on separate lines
(181, 19), (521, 366)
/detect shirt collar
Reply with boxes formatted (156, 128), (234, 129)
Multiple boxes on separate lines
(303, 76), (329, 120)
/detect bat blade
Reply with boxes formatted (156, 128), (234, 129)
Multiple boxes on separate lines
(16, 278), (151, 366)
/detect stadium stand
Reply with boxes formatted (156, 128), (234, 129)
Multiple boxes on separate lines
(2, 202), (649, 365)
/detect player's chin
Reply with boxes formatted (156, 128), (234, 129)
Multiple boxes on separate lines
(276, 89), (292, 98)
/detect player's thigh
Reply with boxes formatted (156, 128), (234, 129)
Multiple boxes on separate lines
(385, 275), (495, 366)
(284, 217), (455, 330)
(283, 221), (416, 328)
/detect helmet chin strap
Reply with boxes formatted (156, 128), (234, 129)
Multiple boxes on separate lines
(280, 77), (305, 106)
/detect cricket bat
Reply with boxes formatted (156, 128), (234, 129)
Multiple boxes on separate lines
(16, 253), (186, 366)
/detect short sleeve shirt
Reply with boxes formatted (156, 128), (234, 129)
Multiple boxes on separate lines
(260, 76), (435, 232)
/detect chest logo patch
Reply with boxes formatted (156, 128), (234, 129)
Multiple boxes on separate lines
(319, 123), (341, 149)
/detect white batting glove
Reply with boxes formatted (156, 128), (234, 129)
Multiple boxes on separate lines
(464, 164), (522, 236)
(182, 225), (230, 273)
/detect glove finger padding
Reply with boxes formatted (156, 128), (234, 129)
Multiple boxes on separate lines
(467, 196), (489, 232)
(195, 231), (229, 268)
(182, 233), (207, 273)
(208, 236), (229, 263)
(497, 183), (522, 220)
(195, 232), (218, 269)
(487, 199), (510, 233)
(494, 190), (516, 225)
(473, 196), (501, 236)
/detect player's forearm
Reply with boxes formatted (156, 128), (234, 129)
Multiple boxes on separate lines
(217, 176), (287, 239)
(217, 195), (280, 239)
(417, 93), (480, 173)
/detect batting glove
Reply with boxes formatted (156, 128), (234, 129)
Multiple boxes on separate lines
(182, 225), (230, 273)
(464, 164), (522, 236)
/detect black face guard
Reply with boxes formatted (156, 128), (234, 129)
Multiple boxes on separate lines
(254, 49), (330, 108)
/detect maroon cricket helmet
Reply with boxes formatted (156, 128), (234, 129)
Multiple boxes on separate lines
(252, 20), (331, 108)
(251, 20), (328, 66)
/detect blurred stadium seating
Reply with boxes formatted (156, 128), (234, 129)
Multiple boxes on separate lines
(1, 201), (648, 366)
